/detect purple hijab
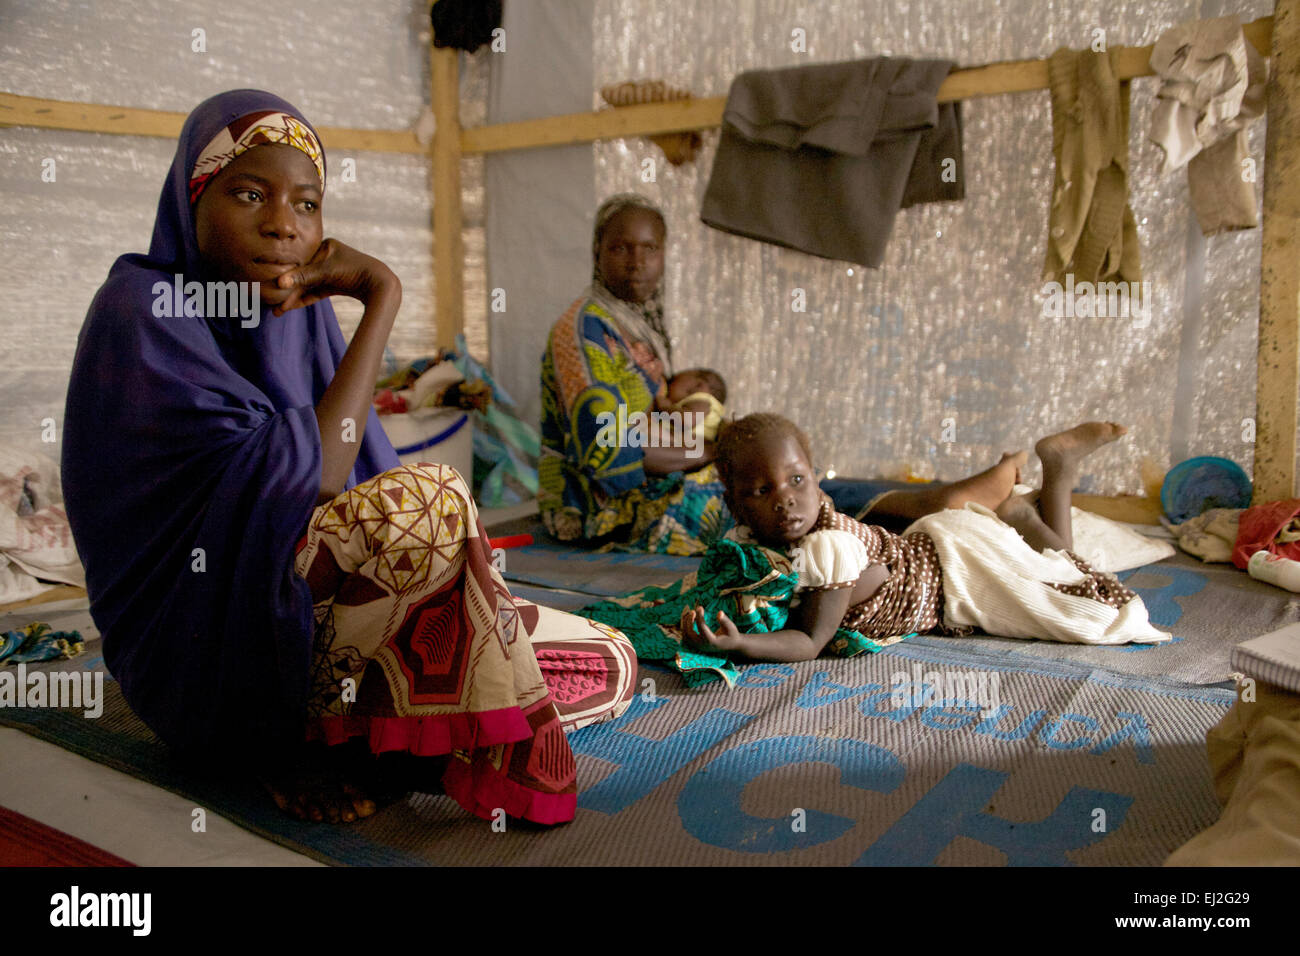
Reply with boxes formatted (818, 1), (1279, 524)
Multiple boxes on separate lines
(62, 90), (400, 756)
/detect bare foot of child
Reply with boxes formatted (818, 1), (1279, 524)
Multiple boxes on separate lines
(1035, 422), (1127, 477)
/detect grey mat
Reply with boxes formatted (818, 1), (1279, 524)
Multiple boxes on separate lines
(0, 637), (1233, 866)
(3, 539), (1282, 865)
(493, 522), (699, 595)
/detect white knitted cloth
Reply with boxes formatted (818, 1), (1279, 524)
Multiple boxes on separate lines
(907, 503), (1170, 646)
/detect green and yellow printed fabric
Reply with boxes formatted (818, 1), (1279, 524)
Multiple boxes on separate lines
(540, 296), (731, 555)
(576, 535), (887, 687)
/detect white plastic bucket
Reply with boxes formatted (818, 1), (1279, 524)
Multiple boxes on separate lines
(380, 408), (474, 482)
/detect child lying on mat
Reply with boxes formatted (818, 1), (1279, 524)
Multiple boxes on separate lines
(678, 413), (1168, 664)
(576, 413), (1167, 687)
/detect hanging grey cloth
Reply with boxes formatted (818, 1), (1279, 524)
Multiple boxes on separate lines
(700, 57), (963, 268)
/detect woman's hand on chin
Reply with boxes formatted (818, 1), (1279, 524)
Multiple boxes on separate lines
(270, 239), (401, 316)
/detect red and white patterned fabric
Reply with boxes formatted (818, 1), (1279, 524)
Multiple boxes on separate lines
(294, 463), (635, 824)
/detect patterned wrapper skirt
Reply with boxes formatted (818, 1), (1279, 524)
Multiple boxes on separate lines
(293, 463), (636, 824)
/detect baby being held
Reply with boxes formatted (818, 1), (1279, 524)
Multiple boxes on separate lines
(656, 367), (727, 443)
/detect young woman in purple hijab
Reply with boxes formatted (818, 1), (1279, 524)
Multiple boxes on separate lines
(62, 90), (635, 825)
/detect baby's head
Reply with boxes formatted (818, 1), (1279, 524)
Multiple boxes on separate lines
(716, 413), (821, 547)
(667, 368), (727, 407)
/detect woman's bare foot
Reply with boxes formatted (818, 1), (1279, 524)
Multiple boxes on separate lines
(264, 771), (378, 824)
(1035, 422), (1127, 476)
(260, 745), (452, 824)
(260, 741), (382, 824)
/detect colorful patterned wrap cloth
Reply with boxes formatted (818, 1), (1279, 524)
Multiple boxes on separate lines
(576, 535), (893, 687)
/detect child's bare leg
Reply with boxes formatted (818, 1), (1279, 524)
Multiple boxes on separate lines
(868, 451), (1028, 521)
(1033, 422), (1128, 550)
(995, 492), (1069, 553)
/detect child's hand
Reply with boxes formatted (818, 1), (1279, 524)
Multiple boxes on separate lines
(271, 238), (401, 316)
(680, 606), (742, 653)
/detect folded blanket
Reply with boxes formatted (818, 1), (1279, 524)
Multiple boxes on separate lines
(575, 536), (887, 687)
(701, 57), (963, 267)
(1164, 507), (1242, 563)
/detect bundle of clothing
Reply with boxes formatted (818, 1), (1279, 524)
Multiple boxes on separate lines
(1165, 498), (1300, 570)
(375, 337), (540, 508)
(0, 621), (83, 665)
(0, 445), (84, 605)
(1149, 15), (1267, 236)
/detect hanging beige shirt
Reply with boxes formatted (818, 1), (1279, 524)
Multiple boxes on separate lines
(1043, 48), (1141, 285)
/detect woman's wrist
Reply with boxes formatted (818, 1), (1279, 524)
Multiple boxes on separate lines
(362, 269), (402, 312)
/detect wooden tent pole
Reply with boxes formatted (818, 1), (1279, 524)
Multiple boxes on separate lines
(1255, 0), (1300, 502)
(430, 41), (465, 351)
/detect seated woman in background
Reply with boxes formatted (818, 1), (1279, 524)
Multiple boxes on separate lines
(540, 194), (731, 555)
(61, 89), (635, 826)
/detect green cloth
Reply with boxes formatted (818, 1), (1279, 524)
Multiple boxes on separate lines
(0, 622), (84, 665)
(576, 536), (894, 687)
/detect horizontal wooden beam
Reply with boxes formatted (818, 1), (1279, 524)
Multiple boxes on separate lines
(460, 15), (1274, 155)
(0, 584), (86, 614)
(0, 92), (427, 153)
(0, 16), (1272, 156)
(1072, 494), (1165, 526)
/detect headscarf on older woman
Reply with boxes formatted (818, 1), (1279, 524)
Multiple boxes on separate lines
(587, 193), (673, 374)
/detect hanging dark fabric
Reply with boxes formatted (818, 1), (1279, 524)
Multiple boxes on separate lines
(431, 0), (504, 52)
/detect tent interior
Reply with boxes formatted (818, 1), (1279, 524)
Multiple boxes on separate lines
(1, 0), (1298, 868)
